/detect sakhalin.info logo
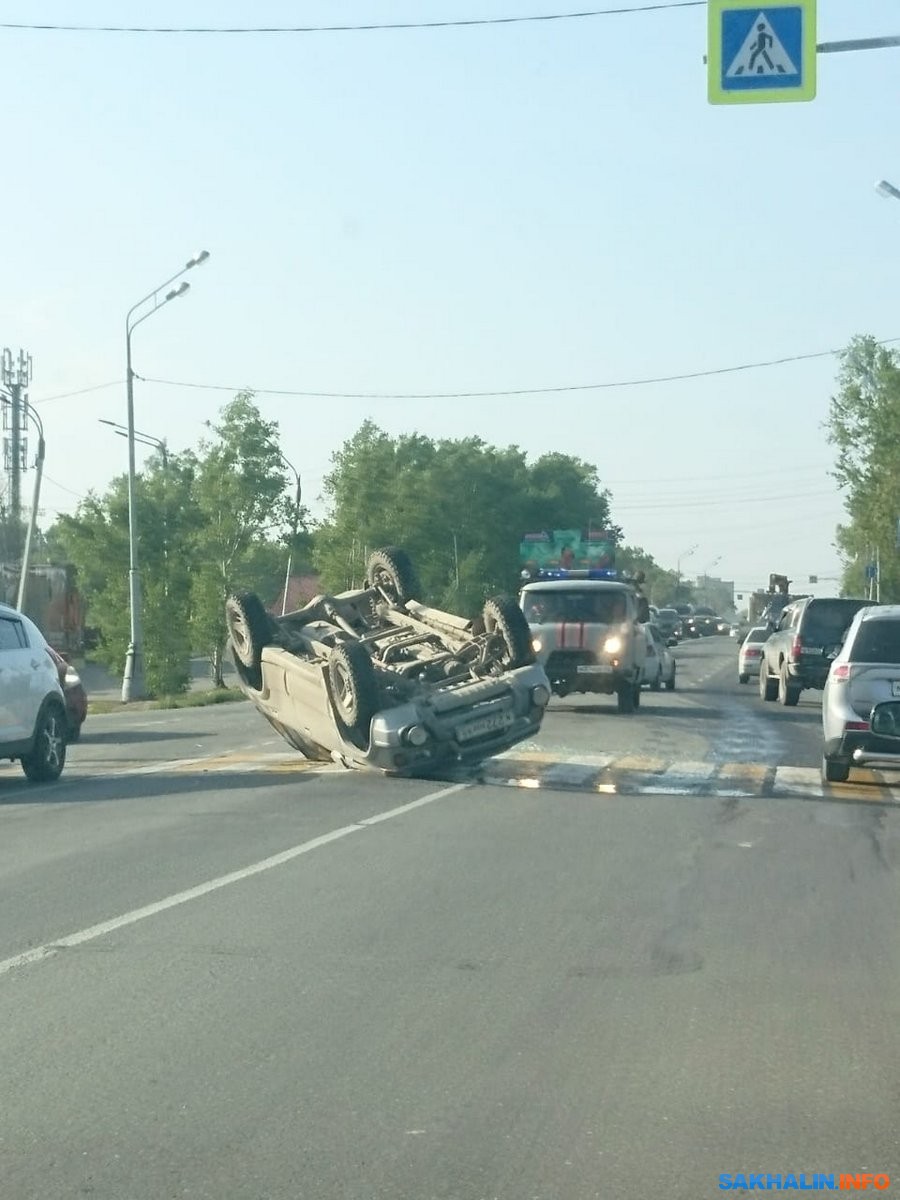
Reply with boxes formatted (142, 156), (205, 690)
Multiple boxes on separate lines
(719, 1176), (891, 1191)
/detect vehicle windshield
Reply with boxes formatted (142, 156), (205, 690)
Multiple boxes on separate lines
(804, 600), (867, 643)
(849, 620), (900, 664)
(523, 590), (628, 624)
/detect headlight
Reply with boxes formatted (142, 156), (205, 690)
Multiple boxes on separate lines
(603, 635), (623, 655)
(532, 637), (542, 653)
(531, 684), (551, 708)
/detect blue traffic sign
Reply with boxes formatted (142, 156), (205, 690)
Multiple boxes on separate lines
(866, 564), (878, 581)
(708, 0), (817, 105)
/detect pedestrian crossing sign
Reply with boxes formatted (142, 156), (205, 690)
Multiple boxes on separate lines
(708, 0), (816, 105)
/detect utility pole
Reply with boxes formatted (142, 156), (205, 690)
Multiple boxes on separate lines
(0, 349), (31, 559)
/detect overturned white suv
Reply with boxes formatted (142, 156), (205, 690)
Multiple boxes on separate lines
(226, 547), (551, 776)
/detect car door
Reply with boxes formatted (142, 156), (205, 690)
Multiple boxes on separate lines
(0, 614), (32, 740)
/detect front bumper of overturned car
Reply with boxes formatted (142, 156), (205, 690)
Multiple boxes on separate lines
(360, 662), (552, 775)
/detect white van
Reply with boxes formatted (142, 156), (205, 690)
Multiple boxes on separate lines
(519, 577), (648, 714)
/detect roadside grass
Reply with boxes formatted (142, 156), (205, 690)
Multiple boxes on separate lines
(90, 688), (248, 716)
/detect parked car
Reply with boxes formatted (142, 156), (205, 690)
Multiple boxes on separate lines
(759, 596), (871, 706)
(0, 603), (67, 782)
(821, 604), (900, 782)
(227, 546), (551, 776)
(641, 623), (676, 691)
(47, 647), (88, 741)
(738, 626), (769, 683)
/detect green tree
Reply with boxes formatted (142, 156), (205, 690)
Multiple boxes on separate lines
(190, 392), (303, 685)
(826, 336), (900, 601)
(314, 421), (613, 615)
(615, 545), (682, 607)
(47, 449), (201, 695)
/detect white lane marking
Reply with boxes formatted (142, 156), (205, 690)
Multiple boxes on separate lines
(771, 766), (824, 798)
(540, 763), (606, 787)
(0, 782), (470, 979)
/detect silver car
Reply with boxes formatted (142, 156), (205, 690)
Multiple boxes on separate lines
(226, 546), (551, 776)
(821, 604), (900, 782)
(738, 625), (769, 683)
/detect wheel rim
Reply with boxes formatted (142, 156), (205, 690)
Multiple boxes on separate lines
(372, 568), (399, 604)
(228, 610), (252, 663)
(332, 659), (354, 718)
(43, 714), (63, 770)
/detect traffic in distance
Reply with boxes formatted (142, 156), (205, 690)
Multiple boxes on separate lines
(0, 538), (895, 792)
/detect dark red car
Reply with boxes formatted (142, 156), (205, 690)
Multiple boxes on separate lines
(47, 647), (88, 742)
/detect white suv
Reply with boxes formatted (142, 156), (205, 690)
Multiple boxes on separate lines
(0, 603), (67, 783)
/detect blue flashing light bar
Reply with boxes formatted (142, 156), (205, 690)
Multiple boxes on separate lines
(529, 568), (619, 581)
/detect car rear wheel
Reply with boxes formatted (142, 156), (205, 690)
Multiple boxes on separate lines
(822, 756), (850, 784)
(21, 702), (67, 783)
(226, 592), (274, 690)
(759, 662), (777, 702)
(328, 641), (379, 748)
(738, 673), (749, 684)
(365, 547), (421, 606)
(665, 666), (676, 691)
(482, 595), (535, 670)
(617, 684), (635, 714)
(778, 665), (800, 707)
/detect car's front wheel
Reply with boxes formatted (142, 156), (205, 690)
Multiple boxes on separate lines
(22, 703), (67, 783)
(482, 595), (535, 670)
(665, 666), (676, 691)
(329, 641), (379, 748)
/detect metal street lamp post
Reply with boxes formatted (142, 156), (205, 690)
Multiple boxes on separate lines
(276, 451), (302, 616)
(121, 251), (209, 702)
(16, 402), (45, 612)
(700, 555), (722, 605)
(675, 543), (699, 595)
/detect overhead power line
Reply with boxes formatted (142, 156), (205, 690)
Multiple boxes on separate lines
(137, 336), (900, 400)
(0, 4), (705, 36)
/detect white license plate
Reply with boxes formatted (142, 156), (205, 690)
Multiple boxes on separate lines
(457, 711), (515, 742)
(576, 664), (613, 674)
(892, 682), (900, 698)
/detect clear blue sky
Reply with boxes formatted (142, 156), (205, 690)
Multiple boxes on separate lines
(0, 0), (897, 596)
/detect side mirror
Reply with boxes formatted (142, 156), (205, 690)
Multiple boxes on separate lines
(637, 598), (651, 623)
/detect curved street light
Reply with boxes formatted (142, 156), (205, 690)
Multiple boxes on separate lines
(122, 252), (209, 702)
(275, 450), (302, 616)
(675, 543), (699, 593)
(16, 402), (45, 612)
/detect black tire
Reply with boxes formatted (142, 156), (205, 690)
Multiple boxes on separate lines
(778, 665), (800, 707)
(759, 661), (777, 702)
(738, 674), (749, 685)
(617, 684), (635, 715)
(650, 671), (662, 692)
(482, 595), (535, 670)
(22, 702), (67, 783)
(67, 720), (82, 743)
(225, 592), (273, 690)
(365, 547), (420, 606)
(665, 666), (676, 691)
(822, 756), (850, 784)
(633, 684), (642, 709)
(328, 641), (379, 748)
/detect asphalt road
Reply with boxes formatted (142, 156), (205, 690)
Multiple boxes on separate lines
(1, 636), (899, 1199)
